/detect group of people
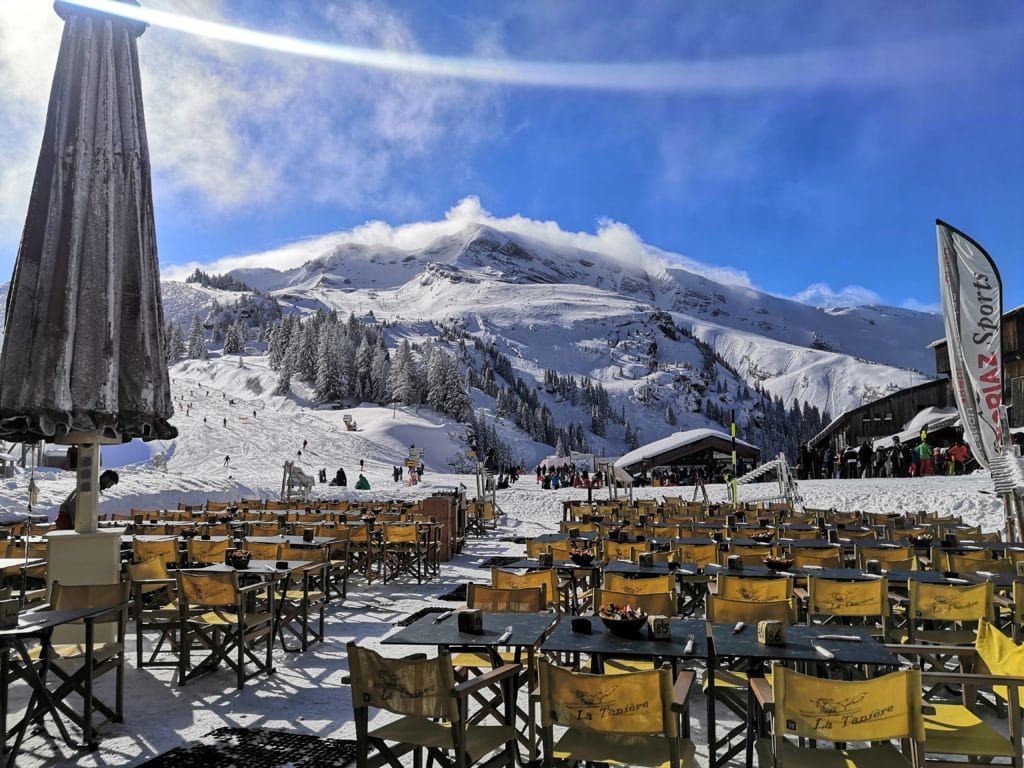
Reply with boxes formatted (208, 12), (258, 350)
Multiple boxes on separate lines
(535, 463), (603, 490)
(799, 436), (975, 480)
(325, 465), (369, 489)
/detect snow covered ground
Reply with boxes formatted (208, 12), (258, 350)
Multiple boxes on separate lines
(0, 366), (1010, 767)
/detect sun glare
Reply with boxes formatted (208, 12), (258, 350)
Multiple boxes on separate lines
(55, 0), (868, 93)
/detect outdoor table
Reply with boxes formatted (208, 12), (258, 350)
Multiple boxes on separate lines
(245, 534), (336, 548)
(540, 616), (706, 674)
(0, 557), (48, 605)
(384, 610), (558, 658)
(1, 606), (109, 764)
(665, 536), (717, 546)
(195, 560), (312, 651)
(708, 623), (899, 768)
(386, 610), (559, 764)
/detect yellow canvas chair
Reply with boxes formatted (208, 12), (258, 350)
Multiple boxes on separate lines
(902, 579), (994, 645)
(806, 576), (889, 635)
(792, 547), (844, 569)
(277, 546), (329, 651)
(127, 557), (181, 668)
(525, 538), (551, 558)
(603, 539), (637, 562)
(719, 546), (774, 567)
(381, 522), (429, 584)
(348, 643), (519, 768)
(676, 542), (718, 568)
(602, 573), (675, 596)
(755, 665), (924, 768)
(247, 522), (281, 537)
(892, 620), (1024, 768)
(176, 569), (275, 689)
(547, 540), (576, 561)
(858, 544), (916, 570)
(704, 594), (798, 750)
(779, 527), (821, 540)
(491, 568), (562, 613)
(935, 547), (991, 571)
(716, 574), (792, 603)
(132, 537), (179, 568)
(244, 540), (282, 560)
(32, 581), (130, 749)
(467, 583), (547, 613)
(185, 538), (229, 566)
(947, 554), (1013, 576)
(840, 528), (878, 541)
(537, 657), (695, 768)
(639, 548), (680, 564)
(706, 594), (797, 625)
(1012, 581), (1024, 642)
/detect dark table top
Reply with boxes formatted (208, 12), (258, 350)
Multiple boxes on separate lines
(541, 617), (707, 660)
(0, 606), (109, 638)
(245, 535), (337, 547)
(384, 611), (559, 648)
(193, 560), (313, 576)
(711, 624), (898, 665)
(604, 560), (701, 577)
(505, 559), (592, 571)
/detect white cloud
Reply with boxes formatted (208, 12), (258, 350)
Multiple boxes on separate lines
(901, 298), (941, 314)
(793, 282), (882, 308)
(162, 194), (756, 290)
(0, 0), (500, 249)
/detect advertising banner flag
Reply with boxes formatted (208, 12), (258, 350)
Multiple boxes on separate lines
(936, 219), (1004, 469)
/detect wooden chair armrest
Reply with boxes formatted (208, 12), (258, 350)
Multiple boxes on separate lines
(131, 578), (177, 587)
(672, 670), (696, 712)
(751, 676), (773, 709)
(83, 600), (132, 624)
(454, 663), (522, 697)
(921, 671), (1024, 687)
(237, 581), (269, 594)
(994, 594), (1013, 608)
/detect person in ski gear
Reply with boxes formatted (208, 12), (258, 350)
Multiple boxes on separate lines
(355, 474), (370, 490)
(55, 470), (119, 530)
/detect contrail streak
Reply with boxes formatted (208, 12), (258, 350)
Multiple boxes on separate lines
(57, 0), (1006, 93)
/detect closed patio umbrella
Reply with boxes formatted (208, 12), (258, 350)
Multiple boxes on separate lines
(0, 0), (175, 531)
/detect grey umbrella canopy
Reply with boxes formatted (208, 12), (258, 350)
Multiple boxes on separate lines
(0, 0), (175, 443)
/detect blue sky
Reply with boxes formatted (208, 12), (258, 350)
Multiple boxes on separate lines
(1, 1), (1022, 310)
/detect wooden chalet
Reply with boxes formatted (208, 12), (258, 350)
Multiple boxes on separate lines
(931, 304), (1024, 429)
(808, 378), (954, 451)
(811, 305), (1024, 452)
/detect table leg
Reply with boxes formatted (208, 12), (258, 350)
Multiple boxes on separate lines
(6, 632), (74, 766)
(706, 656), (717, 768)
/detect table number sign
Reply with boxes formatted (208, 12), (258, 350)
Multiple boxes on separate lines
(647, 615), (671, 640)
(757, 620), (786, 645)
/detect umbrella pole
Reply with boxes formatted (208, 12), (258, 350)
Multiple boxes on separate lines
(59, 431), (119, 534)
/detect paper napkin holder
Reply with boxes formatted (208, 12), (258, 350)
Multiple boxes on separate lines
(458, 609), (484, 634)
